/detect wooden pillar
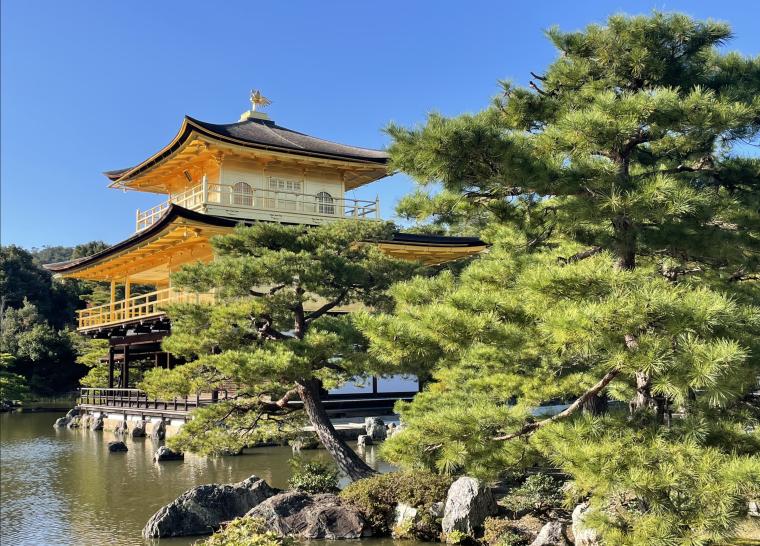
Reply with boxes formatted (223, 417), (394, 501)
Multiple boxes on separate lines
(122, 345), (130, 388)
(107, 346), (115, 389)
(109, 280), (116, 322)
(124, 277), (131, 320)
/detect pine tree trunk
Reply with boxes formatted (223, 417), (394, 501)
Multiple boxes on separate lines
(612, 215), (636, 270)
(582, 393), (608, 415)
(296, 378), (376, 481)
(630, 371), (655, 413)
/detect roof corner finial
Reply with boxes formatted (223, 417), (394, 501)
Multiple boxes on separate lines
(249, 89), (272, 112)
(241, 89), (272, 121)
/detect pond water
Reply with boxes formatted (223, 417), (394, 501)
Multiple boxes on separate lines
(0, 411), (410, 546)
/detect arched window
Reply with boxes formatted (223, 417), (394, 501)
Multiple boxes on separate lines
(316, 191), (335, 215)
(232, 182), (253, 206)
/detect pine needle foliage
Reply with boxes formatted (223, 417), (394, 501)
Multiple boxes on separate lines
(359, 12), (760, 545)
(140, 220), (421, 478)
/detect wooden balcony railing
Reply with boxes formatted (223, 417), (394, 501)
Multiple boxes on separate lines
(78, 387), (229, 413)
(76, 288), (214, 330)
(135, 180), (379, 232)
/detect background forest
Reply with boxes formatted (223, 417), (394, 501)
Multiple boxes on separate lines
(0, 242), (109, 397)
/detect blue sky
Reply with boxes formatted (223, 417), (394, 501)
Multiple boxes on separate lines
(2, 0), (759, 249)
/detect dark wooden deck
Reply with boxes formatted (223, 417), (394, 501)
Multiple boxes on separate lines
(78, 387), (415, 418)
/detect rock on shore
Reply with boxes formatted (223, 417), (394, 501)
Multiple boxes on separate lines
(247, 490), (371, 539)
(530, 521), (571, 546)
(442, 477), (497, 539)
(364, 417), (386, 441)
(572, 502), (600, 546)
(142, 475), (277, 538)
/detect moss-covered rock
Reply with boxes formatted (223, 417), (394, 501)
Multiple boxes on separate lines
(340, 471), (452, 538)
(201, 517), (295, 546)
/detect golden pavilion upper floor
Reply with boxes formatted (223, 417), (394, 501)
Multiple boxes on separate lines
(106, 111), (389, 232)
(44, 101), (488, 332)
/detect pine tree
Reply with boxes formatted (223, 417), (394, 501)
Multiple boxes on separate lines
(141, 220), (420, 480)
(358, 13), (760, 544)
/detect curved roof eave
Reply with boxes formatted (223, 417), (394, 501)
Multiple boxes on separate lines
(43, 205), (237, 275)
(105, 115), (390, 186)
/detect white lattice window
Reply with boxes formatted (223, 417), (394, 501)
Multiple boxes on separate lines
(316, 191), (335, 215)
(232, 182), (253, 206)
(268, 177), (302, 193)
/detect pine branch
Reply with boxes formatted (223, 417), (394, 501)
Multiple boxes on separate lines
(249, 284), (287, 297)
(492, 368), (621, 441)
(256, 316), (289, 341)
(530, 71), (547, 82)
(558, 246), (604, 264)
(304, 288), (350, 323)
(728, 269), (759, 282)
(274, 388), (300, 408)
(529, 81), (551, 96)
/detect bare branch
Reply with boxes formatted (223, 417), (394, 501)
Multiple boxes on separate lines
(727, 267), (760, 283)
(274, 388), (300, 408)
(558, 246), (604, 265)
(529, 81), (549, 96)
(304, 288), (350, 323)
(530, 71), (547, 82)
(492, 368), (620, 441)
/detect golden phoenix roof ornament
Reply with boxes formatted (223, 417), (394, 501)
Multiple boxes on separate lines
(249, 89), (272, 112)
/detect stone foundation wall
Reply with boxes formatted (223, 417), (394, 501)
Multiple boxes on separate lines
(85, 411), (187, 438)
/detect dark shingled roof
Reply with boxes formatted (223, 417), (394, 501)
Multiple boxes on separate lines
(191, 117), (389, 164)
(385, 232), (486, 247)
(106, 115), (389, 183)
(43, 206), (237, 273)
(44, 206), (486, 275)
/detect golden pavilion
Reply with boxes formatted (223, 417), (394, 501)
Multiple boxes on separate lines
(44, 93), (485, 418)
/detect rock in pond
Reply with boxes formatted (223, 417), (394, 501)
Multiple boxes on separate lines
(66, 415), (81, 429)
(130, 421), (147, 438)
(530, 521), (570, 546)
(364, 417), (387, 441)
(53, 417), (70, 428)
(114, 421), (128, 436)
(142, 475), (277, 538)
(357, 434), (373, 447)
(151, 420), (166, 441)
(90, 416), (104, 431)
(247, 490), (371, 539)
(108, 441), (128, 453)
(154, 446), (184, 462)
(442, 477), (497, 539)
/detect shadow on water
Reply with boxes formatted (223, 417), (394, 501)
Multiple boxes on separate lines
(0, 411), (417, 546)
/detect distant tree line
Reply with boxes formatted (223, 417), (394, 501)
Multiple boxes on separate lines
(0, 242), (109, 397)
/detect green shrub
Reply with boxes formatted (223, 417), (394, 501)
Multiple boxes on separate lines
(482, 517), (529, 546)
(502, 474), (564, 515)
(339, 471), (452, 534)
(201, 517), (294, 546)
(287, 457), (339, 494)
(446, 529), (469, 544)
